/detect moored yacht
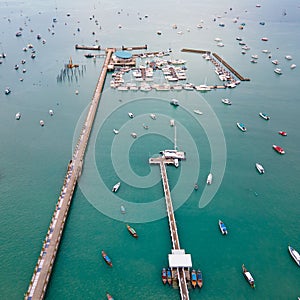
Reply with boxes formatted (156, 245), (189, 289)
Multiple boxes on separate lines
(274, 68), (282, 75)
(49, 109), (54, 116)
(221, 98), (232, 105)
(170, 98), (179, 106)
(128, 112), (134, 118)
(255, 163), (265, 174)
(40, 120), (44, 127)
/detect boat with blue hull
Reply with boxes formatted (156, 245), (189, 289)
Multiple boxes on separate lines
(197, 270), (203, 288)
(219, 220), (228, 235)
(102, 250), (112, 267)
(191, 269), (197, 288)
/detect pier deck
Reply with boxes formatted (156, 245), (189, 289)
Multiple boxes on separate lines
(25, 48), (114, 300)
(150, 157), (190, 300)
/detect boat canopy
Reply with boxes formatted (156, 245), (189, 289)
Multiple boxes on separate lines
(168, 249), (192, 268)
(245, 271), (254, 282)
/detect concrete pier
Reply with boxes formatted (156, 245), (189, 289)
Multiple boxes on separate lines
(24, 48), (114, 300)
(150, 157), (191, 300)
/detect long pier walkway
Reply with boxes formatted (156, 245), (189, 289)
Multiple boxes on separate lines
(150, 157), (189, 300)
(24, 48), (114, 300)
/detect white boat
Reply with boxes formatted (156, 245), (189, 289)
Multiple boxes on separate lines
(290, 64), (296, 69)
(150, 113), (156, 120)
(259, 112), (270, 120)
(49, 109), (54, 116)
(237, 122), (247, 132)
(174, 158), (179, 168)
(40, 120), (45, 127)
(113, 129), (119, 134)
(288, 246), (300, 266)
(217, 42), (224, 47)
(170, 119), (175, 127)
(221, 98), (232, 105)
(112, 182), (120, 192)
(15, 112), (21, 120)
(170, 99), (179, 106)
(5, 87), (11, 95)
(255, 163), (265, 174)
(274, 68), (282, 75)
(285, 55), (293, 60)
(272, 59), (279, 65)
(128, 112), (134, 118)
(195, 84), (211, 91)
(193, 109), (203, 115)
(131, 132), (137, 138)
(206, 173), (212, 185)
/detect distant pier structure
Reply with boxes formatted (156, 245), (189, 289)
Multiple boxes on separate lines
(149, 146), (192, 300)
(181, 48), (250, 81)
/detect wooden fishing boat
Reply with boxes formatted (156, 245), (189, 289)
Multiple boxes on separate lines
(102, 250), (112, 267)
(191, 269), (197, 288)
(167, 267), (172, 285)
(242, 264), (255, 288)
(197, 269), (203, 288)
(161, 268), (167, 284)
(126, 224), (138, 238)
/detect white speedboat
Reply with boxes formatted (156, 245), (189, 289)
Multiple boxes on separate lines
(15, 112), (21, 120)
(272, 59), (279, 65)
(285, 55), (292, 60)
(290, 64), (296, 69)
(131, 132), (137, 138)
(221, 98), (232, 105)
(274, 68), (282, 75)
(193, 109), (203, 115)
(170, 119), (175, 127)
(259, 112), (270, 120)
(237, 122), (247, 132)
(113, 129), (119, 134)
(112, 182), (120, 192)
(170, 99), (179, 106)
(288, 245), (300, 266)
(40, 120), (45, 127)
(255, 163), (265, 174)
(206, 173), (212, 185)
(49, 109), (54, 116)
(128, 112), (134, 118)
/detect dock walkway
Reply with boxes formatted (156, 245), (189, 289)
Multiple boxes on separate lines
(24, 49), (114, 300)
(150, 157), (190, 300)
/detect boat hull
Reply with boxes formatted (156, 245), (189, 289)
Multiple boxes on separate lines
(102, 251), (112, 267)
(288, 246), (300, 266)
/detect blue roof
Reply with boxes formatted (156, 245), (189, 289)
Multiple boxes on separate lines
(115, 50), (132, 59)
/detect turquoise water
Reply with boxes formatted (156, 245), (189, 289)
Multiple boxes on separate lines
(1, 0), (300, 299)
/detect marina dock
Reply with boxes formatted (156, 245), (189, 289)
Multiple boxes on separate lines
(24, 48), (114, 300)
(150, 157), (191, 300)
(181, 48), (250, 81)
